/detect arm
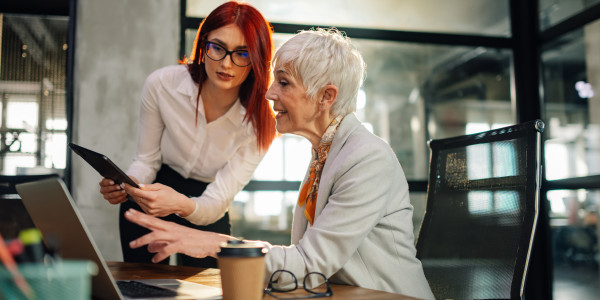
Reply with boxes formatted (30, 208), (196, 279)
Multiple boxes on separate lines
(99, 70), (163, 204)
(124, 209), (233, 262)
(124, 139), (400, 284)
(123, 129), (264, 220)
(183, 135), (264, 225)
(125, 69), (166, 184)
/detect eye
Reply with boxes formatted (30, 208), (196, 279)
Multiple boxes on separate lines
(279, 80), (289, 87)
(234, 51), (249, 59)
(207, 42), (225, 54)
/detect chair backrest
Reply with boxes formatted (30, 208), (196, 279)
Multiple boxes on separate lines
(0, 174), (59, 195)
(0, 174), (59, 239)
(416, 120), (544, 300)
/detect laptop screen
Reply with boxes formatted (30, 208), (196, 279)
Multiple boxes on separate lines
(16, 177), (123, 299)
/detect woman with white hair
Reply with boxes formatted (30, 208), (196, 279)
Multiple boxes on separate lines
(123, 28), (434, 299)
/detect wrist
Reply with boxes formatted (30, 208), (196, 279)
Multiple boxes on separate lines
(177, 196), (197, 218)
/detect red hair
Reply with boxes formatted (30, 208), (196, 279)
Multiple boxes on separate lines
(182, 1), (276, 153)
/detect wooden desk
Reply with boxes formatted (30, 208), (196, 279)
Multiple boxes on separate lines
(108, 262), (419, 300)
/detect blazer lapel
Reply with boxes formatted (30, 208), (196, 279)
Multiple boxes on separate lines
(291, 114), (362, 244)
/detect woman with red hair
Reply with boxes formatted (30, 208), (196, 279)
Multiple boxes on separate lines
(98, 1), (276, 268)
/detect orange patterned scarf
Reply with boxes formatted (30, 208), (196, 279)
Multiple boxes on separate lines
(298, 116), (344, 225)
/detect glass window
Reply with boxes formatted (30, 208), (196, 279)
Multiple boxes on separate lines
(230, 190), (298, 244)
(184, 31), (514, 181)
(231, 190), (429, 244)
(353, 38), (513, 180)
(187, 0), (511, 36)
(253, 135), (312, 182)
(183, 1), (514, 244)
(190, 33), (514, 243)
(541, 19), (600, 180)
(0, 14), (68, 176)
(411, 192), (427, 237)
(542, 17), (600, 298)
(548, 189), (599, 295)
(540, 0), (600, 30)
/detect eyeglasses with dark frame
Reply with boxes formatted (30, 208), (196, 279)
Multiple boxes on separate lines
(204, 41), (251, 67)
(264, 270), (333, 299)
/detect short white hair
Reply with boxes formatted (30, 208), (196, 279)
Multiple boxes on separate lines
(273, 28), (366, 117)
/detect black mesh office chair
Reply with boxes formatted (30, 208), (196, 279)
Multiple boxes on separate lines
(416, 120), (544, 300)
(0, 174), (59, 239)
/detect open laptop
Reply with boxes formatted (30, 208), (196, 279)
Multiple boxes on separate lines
(16, 177), (222, 300)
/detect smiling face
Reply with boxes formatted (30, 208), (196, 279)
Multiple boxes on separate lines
(266, 65), (320, 137)
(203, 24), (252, 93)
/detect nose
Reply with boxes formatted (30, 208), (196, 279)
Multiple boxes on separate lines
(265, 86), (276, 102)
(221, 53), (234, 67)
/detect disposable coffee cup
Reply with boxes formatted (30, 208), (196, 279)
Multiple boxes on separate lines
(217, 240), (268, 300)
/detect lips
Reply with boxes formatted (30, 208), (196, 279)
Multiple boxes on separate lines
(217, 72), (233, 81)
(274, 109), (288, 119)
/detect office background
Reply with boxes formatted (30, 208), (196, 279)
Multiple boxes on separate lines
(1, 0), (600, 299)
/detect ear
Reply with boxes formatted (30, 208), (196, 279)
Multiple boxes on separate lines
(319, 85), (338, 111)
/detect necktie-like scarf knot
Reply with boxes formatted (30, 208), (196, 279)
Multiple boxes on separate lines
(298, 116), (343, 225)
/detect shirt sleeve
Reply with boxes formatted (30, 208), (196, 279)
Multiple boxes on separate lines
(263, 140), (402, 289)
(183, 133), (264, 225)
(126, 69), (165, 184)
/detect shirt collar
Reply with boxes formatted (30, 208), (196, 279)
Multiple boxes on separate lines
(176, 76), (247, 126)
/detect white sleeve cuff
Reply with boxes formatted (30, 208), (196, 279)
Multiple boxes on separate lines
(181, 199), (199, 219)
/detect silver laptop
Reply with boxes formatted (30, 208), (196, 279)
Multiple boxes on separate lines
(16, 177), (222, 300)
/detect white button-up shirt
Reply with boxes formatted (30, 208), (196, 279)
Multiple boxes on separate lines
(126, 65), (264, 225)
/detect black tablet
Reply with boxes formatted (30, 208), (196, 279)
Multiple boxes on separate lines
(69, 143), (140, 188)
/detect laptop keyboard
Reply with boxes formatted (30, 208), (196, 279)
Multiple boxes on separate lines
(117, 280), (180, 298)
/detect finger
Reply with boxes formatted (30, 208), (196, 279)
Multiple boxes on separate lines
(151, 242), (181, 263)
(123, 185), (150, 199)
(127, 188), (159, 204)
(131, 238), (172, 264)
(147, 241), (169, 253)
(128, 194), (143, 204)
(130, 232), (170, 253)
(151, 252), (170, 264)
(107, 195), (128, 205)
(132, 183), (162, 191)
(99, 178), (115, 187)
(154, 243), (178, 262)
(103, 190), (126, 202)
(124, 209), (166, 231)
(128, 232), (153, 249)
(133, 200), (152, 215)
(99, 184), (122, 194)
(130, 195), (153, 212)
(105, 189), (126, 199)
(127, 195), (150, 214)
(122, 184), (137, 194)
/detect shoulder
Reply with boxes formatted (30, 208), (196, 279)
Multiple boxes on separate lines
(144, 65), (190, 87)
(334, 115), (397, 166)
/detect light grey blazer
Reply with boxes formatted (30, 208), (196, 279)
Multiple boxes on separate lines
(264, 114), (434, 299)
